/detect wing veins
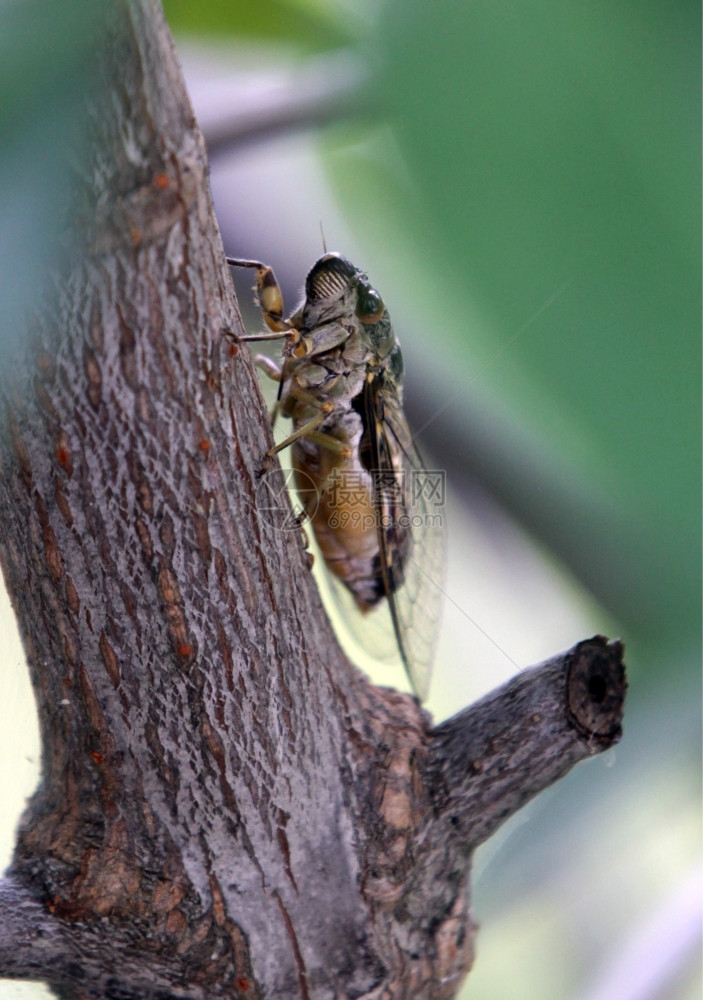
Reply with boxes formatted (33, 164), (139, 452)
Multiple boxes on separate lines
(362, 376), (417, 692)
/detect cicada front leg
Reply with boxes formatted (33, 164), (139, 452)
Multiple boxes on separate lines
(225, 256), (293, 446)
(225, 256), (292, 337)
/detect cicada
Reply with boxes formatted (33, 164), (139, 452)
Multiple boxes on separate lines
(227, 252), (445, 701)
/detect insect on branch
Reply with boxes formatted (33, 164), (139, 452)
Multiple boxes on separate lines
(228, 251), (445, 702)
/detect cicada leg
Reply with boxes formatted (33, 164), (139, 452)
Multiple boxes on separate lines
(254, 355), (283, 381)
(226, 257), (291, 336)
(250, 355), (285, 426)
(299, 523), (315, 569)
(267, 410), (341, 459)
(268, 409), (352, 524)
(268, 383), (350, 459)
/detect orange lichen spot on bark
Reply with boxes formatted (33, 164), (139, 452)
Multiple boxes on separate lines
(154, 172), (169, 189)
(198, 438), (211, 452)
(56, 430), (73, 476)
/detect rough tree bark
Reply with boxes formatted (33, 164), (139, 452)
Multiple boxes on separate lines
(0, 2), (627, 998)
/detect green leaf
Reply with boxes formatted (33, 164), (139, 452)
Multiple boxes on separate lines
(162, 0), (357, 51)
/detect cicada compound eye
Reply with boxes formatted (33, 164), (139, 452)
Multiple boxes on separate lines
(355, 286), (385, 324)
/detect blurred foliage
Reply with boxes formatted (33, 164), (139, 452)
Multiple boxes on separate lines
(0, 0), (106, 363)
(370, 0), (701, 668)
(162, 0), (359, 50)
(0, 1), (104, 133)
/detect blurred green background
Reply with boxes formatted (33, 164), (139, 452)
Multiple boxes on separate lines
(1, 1), (700, 998)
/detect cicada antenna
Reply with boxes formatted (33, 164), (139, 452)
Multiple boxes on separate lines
(319, 221), (328, 254)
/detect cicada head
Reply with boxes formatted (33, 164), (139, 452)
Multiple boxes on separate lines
(303, 253), (397, 363)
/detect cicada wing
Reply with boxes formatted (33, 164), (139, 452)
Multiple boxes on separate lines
(315, 554), (402, 669)
(369, 384), (447, 702)
(308, 379), (445, 700)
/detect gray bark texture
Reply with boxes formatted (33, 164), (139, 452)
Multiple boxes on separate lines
(0, 2), (627, 998)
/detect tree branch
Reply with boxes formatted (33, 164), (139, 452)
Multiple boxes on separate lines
(0, 2), (627, 998)
(0, 878), (194, 999)
(426, 637), (626, 849)
(198, 51), (368, 158)
(0, 880), (69, 984)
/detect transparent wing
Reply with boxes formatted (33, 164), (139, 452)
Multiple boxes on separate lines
(313, 548), (402, 671)
(373, 387), (447, 701)
(306, 378), (446, 701)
